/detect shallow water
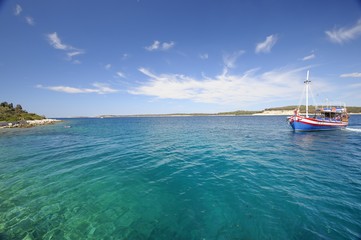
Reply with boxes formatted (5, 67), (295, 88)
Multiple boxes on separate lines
(1, 116), (361, 239)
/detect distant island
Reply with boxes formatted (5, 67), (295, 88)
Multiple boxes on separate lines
(97, 105), (361, 118)
(0, 102), (60, 128)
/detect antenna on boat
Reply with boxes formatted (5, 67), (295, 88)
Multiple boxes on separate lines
(304, 70), (311, 118)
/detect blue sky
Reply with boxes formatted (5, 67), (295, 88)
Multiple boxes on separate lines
(1, 0), (361, 117)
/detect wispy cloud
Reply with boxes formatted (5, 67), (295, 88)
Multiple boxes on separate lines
(340, 72), (361, 78)
(145, 40), (175, 51)
(37, 83), (118, 94)
(145, 41), (160, 51)
(47, 32), (72, 50)
(255, 34), (278, 53)
(14, 4), (35, 27)
(46, 32), (84, 62)
(302, 53), (316, 61)
(162, 41), (175, 50)
(14, 4), (22, 16)
(116, 71), (126, 78)
(223, 50), (245, 69)
(325, 18), (361, 44)
(105, 64), (112, 70)
(25, 16), (35, 26)
(199, 53), (209, 60)
(122, 53), (129, 60)
(67, 51), (83, 59)
(129, 67), (310, 106)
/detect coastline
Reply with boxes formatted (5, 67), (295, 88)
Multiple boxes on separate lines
(26, 119), (62, 126)
(252, 110), (294, 116)
(0, 119), (62, 129)
(96, 110), (298, 118)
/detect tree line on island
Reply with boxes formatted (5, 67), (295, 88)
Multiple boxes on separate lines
(263, 105), (361, 113)
(220, 105), (361, 115)
(0, 102), (45, 122)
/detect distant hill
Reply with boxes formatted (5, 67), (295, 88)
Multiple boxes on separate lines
(264, 105), (361, 113)
(217, 110), (262, 115)
(342, 106), (361, 113)
(97, 105), (361, 118)
(0, 102), (45, 122)
(97, 110), (263, 118)
(209, 106), (361, 116)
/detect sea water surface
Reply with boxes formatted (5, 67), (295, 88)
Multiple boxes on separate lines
(1, 116), (361, 239)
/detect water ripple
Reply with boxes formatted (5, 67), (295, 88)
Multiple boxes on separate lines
(1, 116), (361, 239)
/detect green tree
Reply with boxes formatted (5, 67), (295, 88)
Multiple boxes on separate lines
(15, 104), (22, 111)
(0, 102), (9, 108)
(0, 101), (45, 121)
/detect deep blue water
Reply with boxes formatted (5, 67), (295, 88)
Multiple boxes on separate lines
(1, 116), (361, 239)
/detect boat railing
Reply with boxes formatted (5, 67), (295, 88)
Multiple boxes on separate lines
(319, 102), (347, 111)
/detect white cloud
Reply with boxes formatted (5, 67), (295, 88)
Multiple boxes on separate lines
(14, 4), (22, 16)
(46, 32), (84, 62)
(122, 53), (129, 60)
(25, 16), (35, 26)
(47, 32), (69, 50)
(255, 34), (278, 53)
(37, 83), (118, 94)
(67, 51), (84, 59)
(145, 41), (160, 51)
(129, 67), (310, 106)
(199, 53), (208, 60)
(223, 50), (245, 69)
(14, 5), (36, 27)
(325, 18), (361, 44)
(302, 53), (316, 61)
(92, 83), (118, 94)
(46, 32), (73, 50)
(116, 71), (126, 78)
(340, 72), (361, 78)
(162, 41), (175, 50)
(105, 64), (112, 70)
(145, 40), (175, 51)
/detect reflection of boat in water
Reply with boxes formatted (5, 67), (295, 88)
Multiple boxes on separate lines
(287, 71), (349, 131)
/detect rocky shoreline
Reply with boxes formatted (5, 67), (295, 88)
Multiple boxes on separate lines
(0, 119), (62, 128)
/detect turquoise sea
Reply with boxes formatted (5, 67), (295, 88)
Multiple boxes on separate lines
(1, 116), (361, 239)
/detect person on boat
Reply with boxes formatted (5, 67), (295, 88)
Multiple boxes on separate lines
(293, 108), (299, 116)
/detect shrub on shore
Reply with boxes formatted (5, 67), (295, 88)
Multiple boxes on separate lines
(0, 102), (45, 122)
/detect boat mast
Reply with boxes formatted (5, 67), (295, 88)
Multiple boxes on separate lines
(305, 70), (310, 118)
